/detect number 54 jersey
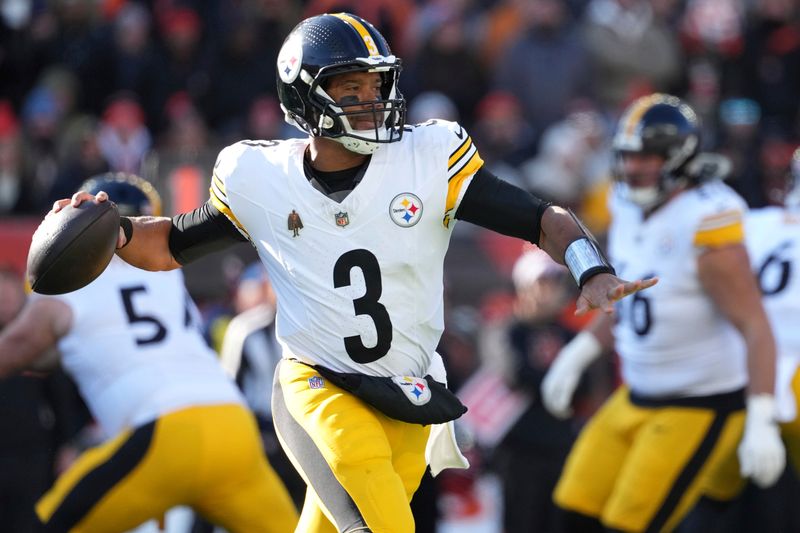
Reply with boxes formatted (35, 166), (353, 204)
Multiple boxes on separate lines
(607, 181), (749, 398)
(50, 257), (244, 437)
(210, 121), (483, 378)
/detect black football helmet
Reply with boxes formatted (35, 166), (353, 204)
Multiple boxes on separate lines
(80, 173), (162, 217)
(276, 13), (405, 154)
(612, 94), (701, 207)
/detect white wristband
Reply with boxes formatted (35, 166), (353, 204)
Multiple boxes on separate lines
(564, 237), (615, 288)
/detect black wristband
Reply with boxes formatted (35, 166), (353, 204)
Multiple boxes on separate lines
(119, 217), (133, 249)
(578, 264), (616, 288)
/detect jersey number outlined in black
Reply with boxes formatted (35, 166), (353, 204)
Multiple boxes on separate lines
(333, 249), (393, 364)
(120, 286), (195, 346)
(756, 240), (793, 296)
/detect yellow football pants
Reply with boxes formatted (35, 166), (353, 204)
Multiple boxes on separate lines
(36, 403), (298, 532)
(273, 359), (430, 533)
(555, 386), (744, 533)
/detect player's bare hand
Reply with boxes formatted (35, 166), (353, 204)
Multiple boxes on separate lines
(50, 190), (108, 215)
(576, 273), (658, 316)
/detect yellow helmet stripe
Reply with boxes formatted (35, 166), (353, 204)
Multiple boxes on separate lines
(622, 94), (660, 137)
(332, 13), (380, 57)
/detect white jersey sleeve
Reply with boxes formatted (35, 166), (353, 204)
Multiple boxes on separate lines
(53, 257), (243, 437)
(609, 181), (749, 397)
(210, 123), (483, 378)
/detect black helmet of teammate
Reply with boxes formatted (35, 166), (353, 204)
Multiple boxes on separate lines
(275, 13), (405, 155)
(613, 93), (701, 178)
(612, 94), (702, 207)
(80, 173), (162, 217)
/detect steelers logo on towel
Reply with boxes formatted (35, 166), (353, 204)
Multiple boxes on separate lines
(389, 193), (423, 227)
(392, 376), (432, 405)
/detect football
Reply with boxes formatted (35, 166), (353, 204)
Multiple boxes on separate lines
(27, 201), (121, 295)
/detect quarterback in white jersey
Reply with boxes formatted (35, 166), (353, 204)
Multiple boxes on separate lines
(542, 94), (785, 533)
(1, 174), (298, 532)
(58, 14), (655, 533)
(745, 148), (800, 469)
(210, 119), (479, 379)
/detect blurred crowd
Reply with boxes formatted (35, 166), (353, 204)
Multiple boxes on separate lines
(1, 0), (800, 531)
(0, 0), (797, 220)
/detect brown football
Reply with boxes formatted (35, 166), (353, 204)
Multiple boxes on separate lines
(27, 201), (120, 295)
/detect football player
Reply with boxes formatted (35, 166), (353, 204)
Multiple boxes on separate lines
(684, 149), (800, 531)
(2, 173), (298, 532)
(541, 94), (786, 533)
(55, 14), (655, 533)
(747, 147), (800, 468)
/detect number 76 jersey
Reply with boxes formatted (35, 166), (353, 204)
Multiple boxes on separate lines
(210, 121), (483, 378)
(607, 181), (749, 397)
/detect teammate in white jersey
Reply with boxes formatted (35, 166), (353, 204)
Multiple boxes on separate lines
(541, 94), (785, 533)
(681, 148), (800, 532)
(3, 174), (298, 532)
(56, 14), (655, 533)
(745, 147), (800, 456)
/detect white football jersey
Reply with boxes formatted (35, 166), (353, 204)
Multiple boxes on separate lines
(52, 257), (243, 437)
(608, 180), (748, 397)
(745, 207), (800, 362)
(210, 120), (483, 377)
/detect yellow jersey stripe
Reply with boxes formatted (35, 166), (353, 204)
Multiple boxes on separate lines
(448, 136), (473, 171)
(209, 188), (249, 237)
(448, 143), (482, 181)
(445, 152), (484, 218)
(696, 209), (742, 230)
(212, 173), (226, 196)
(332, 13), (380, 56)
(693, 220), (744, 247)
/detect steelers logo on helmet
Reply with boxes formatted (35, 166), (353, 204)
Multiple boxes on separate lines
(389, 193), (423, 227)
(277, 35), (303, 84)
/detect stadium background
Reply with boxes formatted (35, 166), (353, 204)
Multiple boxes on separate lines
(0, 0), (798, 531)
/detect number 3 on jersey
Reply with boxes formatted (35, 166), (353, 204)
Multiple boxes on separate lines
(333, 249), (393, 364)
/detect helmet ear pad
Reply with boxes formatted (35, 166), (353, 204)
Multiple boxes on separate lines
(279, 84), (310, 132)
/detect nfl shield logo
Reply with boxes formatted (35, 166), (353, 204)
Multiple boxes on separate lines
(308, 376), (325, 389)
(334, 211), (350, 227)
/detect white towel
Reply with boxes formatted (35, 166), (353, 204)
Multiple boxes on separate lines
(424, 352), (470, 477)
(775, 353), (800, 423)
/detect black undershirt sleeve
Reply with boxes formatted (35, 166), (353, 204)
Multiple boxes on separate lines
(455, 166), (550, 245)
(168, 201), (248, 265)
